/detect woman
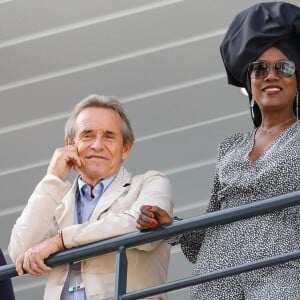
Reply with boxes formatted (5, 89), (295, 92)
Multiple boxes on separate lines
(137, 2), (300, 299)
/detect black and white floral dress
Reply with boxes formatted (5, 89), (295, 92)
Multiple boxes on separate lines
(181, 121), (300, 299)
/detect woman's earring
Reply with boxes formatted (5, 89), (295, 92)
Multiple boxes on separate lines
(297, 92), (299, 121)
(250, 98), (255, 119)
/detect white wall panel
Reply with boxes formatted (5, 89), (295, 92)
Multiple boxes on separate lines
(1, 0), (299, 299)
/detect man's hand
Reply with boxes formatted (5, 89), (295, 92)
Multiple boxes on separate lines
(137, 205), (173, 230)
(47, 145), (81, 179)
(16, 234), (65, 277)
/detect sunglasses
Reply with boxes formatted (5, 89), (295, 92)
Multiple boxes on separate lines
(248, 60), (296, 79)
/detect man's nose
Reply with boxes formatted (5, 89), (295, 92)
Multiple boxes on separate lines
(91, 137), (104, 149)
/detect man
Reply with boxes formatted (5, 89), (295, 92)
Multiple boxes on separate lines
(8, 94), (173, 299)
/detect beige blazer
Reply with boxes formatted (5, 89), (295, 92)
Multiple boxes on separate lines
(9, 166), (173, 300)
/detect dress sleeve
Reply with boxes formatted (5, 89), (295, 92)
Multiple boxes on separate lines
(179, 132), (243, 263)
(179, 132), (239, 263)
(180, 170), (221, 263)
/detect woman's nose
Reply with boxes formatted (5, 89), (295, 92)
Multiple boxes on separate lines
(265, 65), (279, 80)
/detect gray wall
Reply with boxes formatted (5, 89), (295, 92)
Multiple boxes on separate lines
(1, 0), (298, 299)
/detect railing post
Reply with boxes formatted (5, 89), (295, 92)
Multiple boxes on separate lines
(114, 245), (128, 300)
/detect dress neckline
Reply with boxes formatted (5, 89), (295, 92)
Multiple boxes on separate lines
(247, 120), (299, 163)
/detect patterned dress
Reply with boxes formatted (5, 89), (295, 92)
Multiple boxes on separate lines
(181, 121), (300, 299)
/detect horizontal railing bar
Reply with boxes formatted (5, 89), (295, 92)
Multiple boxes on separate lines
(119, 248), (300, 299)
(1, 189), (300, 282)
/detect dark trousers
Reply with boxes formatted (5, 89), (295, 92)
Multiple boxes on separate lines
(0, 249), (15, 300)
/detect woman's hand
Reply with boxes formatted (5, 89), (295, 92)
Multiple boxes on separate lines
(137, 205), (173, 230)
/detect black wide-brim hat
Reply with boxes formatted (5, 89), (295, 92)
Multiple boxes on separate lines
(220, 2), (300, 126)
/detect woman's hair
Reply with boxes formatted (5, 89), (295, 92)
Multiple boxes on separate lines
(64, 94), (135, 145)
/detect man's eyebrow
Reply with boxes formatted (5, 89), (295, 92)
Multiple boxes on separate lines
(80, 129), (93, 135)
(104, 130), (116, 136)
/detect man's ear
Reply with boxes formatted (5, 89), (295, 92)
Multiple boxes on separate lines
(65, 137), (73, 146)
(121, 143), (133, 161)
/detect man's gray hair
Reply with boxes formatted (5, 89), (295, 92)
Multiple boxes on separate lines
(65, 94), (134, 145)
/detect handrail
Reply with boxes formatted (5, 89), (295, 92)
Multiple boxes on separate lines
(119, 248), (300, 300)
(1, 189), (300, 298)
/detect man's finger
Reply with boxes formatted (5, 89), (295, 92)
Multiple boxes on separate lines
(16, 256), (25, 276)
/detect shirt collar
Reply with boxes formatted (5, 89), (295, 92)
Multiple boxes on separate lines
(77, 175), (115, 199)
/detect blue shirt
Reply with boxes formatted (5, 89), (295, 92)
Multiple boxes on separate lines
(61, 176), (115, 300)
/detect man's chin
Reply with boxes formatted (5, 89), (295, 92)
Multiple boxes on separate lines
(81, 168), (106, 181)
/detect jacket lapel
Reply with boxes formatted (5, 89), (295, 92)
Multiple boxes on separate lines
(89, 166), (132, 221)
(55, 178), (78, 228)
(55, 166), (132, 226)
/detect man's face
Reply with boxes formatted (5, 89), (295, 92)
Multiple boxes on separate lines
(69, 107), (132, 186)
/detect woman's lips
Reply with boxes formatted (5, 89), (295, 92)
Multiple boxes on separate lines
(262, 86), (282, 92)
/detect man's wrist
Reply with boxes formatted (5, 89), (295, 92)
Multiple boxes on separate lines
(57, 229), (66, 250)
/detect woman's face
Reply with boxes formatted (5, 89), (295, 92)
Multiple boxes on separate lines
(250, 47), (298, 115)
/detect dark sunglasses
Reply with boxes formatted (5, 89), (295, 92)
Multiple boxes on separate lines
(248, 60), (296, 79)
